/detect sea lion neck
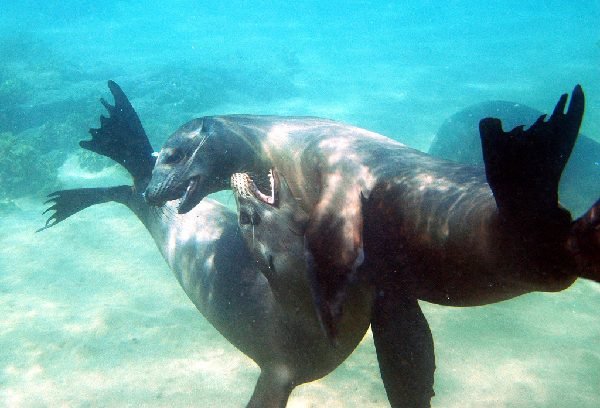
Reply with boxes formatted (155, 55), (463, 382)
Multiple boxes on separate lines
(204, 115), (273, 197)
(207, 116), (275, 189)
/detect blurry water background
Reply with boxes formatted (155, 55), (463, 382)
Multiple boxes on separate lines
(1, 1), (599, 406)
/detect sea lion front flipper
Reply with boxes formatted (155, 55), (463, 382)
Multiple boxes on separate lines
(479, 85), (584, 222)
(81, 80), (156, 190)
(37, 186), (132, 232)
(371, 287), (435, 408)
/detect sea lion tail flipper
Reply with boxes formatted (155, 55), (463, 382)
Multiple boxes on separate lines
(479, 85), (584, 222)
(567, 198), (600, 282)
(81, 81), (155, 190)
(37, 186), (132, 232)
(371, 287), (435, 408)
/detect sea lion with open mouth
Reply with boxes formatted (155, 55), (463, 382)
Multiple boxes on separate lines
(231, 168), (435, 407)
(226, 89), (599, 407)
(40, 81), (371, 408)
(143, 84), (599, 344)
(230, 168), (373, 388)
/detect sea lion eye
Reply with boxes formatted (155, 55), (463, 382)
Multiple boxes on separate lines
(163, 149), (184, 165)
(239, 210), (261, 226)
(239, 210), (252, 225)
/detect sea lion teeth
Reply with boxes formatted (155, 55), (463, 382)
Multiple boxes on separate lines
(179, 176), (198, 209)
(231, 172), (276, 205)
(268, 169), (275, 203)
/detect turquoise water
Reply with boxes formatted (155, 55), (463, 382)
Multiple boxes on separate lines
(1, 1), (599, 406)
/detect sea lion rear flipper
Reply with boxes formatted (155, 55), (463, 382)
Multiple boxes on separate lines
(371, 287), (435, 408)
(37, 186), (132, 232)
(479, 85), (584, 222)
(81, 80), (155, 190)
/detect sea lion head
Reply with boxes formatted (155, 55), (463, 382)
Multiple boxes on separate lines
(144, 118), (229, 213)
(231, 169), (309, 298)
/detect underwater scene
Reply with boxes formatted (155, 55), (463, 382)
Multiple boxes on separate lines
(1, 1), (599, 407)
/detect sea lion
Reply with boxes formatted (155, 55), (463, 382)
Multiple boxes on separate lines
(39, 81), (371, 408)
(143, 84), (599, 340)
(230, 169), (434, 407)
(359, 89), (585, 306)
(143, 113), (394, 338)
(231, 169), (331, 320)
(226, 91), (600, 408)
(429, 100), (600, 215)
(230, 168), (372, 370)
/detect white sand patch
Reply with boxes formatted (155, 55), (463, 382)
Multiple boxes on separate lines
(57, 154), (131, 189)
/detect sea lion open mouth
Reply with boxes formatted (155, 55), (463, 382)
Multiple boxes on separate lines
(178, 175), (205, 213)
(231, 169), (278, 207)
(182, 176), (198, 204)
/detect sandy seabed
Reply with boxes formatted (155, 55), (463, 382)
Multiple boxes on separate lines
(1, 196), (598, 408)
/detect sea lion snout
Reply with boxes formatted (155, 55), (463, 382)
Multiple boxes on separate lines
(143, 170), (179, 206)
